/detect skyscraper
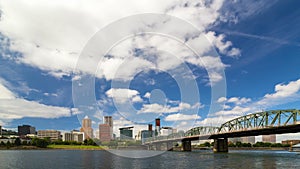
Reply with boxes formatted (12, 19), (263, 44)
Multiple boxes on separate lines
(104, 116), (113, 139)
(99, 124), (111, 142)
(80, 116), (93, 139)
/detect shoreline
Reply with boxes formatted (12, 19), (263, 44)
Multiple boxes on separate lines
(0, 145), (291, 151)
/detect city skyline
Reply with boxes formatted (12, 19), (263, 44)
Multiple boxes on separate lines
(0, 1), (300, 143)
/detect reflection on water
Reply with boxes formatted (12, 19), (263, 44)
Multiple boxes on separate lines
(0, 150), (299, 169)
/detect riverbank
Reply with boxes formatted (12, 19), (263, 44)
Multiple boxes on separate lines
(228, 147), (289, 151)
(47, 145), (108, 150)
(0, 146), (47, 150)
(0, 145), (108, 150)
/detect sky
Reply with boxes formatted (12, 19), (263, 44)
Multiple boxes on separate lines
(0, 0), (300, 142)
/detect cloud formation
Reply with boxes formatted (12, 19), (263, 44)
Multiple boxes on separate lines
(0, 80), (75, 124)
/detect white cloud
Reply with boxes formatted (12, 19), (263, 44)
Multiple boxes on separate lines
(206, 31), (241, 57)
(0, 80), (74, 122)
(217, 96), (227, 103)
(0, 82), (15, 99)
(105, 88), (143, 104)
(138, 102), (202, 114)
(0, 0), (240, 85)
(143, 92), (151, 99)
(264, 79), (300, 99)
(217, 96), (251, 105)
(214, 106), (250, 116)
(165, 113), (201, 121)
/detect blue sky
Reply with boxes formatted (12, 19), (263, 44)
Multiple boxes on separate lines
(0, 0), (300, 141)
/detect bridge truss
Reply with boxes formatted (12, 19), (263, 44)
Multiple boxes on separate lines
(218, 109), (300, 133)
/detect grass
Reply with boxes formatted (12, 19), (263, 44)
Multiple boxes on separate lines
(47, 144), (108, 150)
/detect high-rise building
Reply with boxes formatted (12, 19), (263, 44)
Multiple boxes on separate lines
(18, 125), (36, 137)
(119, 127), (133, 140)
(80, 116), (93, 139)
(0, 126), (2, 137)
(241, 136), (255, 144)
(37, 130), (61, 141)
(262, 134), (276, 143)
(99, 124), (111, 142)
(104, 116), (113, 139)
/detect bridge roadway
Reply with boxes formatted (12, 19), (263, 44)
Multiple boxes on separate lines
(144, 109), (300, 152)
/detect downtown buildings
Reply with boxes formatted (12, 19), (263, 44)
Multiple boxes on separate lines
(18, 125), (36, 137)
(99, 116), (113, 142)
(80, 116), (93, 139)
(64, 130), (84, 143)
(262, 134), (276, 143)
(37, 130), (61, 141)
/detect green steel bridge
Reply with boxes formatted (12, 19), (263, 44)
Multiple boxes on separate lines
(144, 109), (300, 152)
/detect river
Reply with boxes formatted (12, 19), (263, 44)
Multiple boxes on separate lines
(0, 150), (299, 169)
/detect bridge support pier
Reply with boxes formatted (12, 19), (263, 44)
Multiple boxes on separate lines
(182, 140), (192, 151)
(166, 142), (173, 151)
(155, 143), (162, 151)
(213, 138), (228, 153)
(148, 145), (154, 150)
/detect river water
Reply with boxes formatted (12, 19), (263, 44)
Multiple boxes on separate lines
(0, 150), (299, 169)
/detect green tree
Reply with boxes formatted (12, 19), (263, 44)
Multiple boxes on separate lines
(14, 138), (21, 146)
(22, 140), (28, 145)
(236, 141), (242, 147)
(6, 141), (11, 148)
(0, 141), (5, 147)
(83, 139), (88, 145)
(204, 142), (211, 147)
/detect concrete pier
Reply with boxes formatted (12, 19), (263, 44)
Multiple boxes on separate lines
(213, 138), (228, 153)
(166, 142), (173, 151)
(182, 140), (192, 151)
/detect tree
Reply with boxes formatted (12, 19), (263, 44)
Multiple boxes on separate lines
(87, 139), (96, 145)
(14, 138), (21, 146)
(236, 141), (242, 147)
(0, 141), (5, 147)
(83, 139), (88, 145)
(22, 140), (28, 145)
(6, 141), (11, 148)
(204, 142), (211, 147)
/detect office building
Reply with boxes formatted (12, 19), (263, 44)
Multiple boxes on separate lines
(241, 136), (255, 144)
(262, 135), (276, 143)
(119, 127), (133, 140)
(229, 137), (242, 144)
(18, 125), (36, 137)
(80, 116), (93, 139)
(160, 127), (173, 136)
(104, 116), (113, 139)
(141, 130), (152, 144)
(37, 130), (61, 141)
(64, 130), (84, 142)
(99, 124), (111, 142)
